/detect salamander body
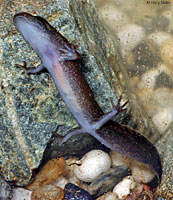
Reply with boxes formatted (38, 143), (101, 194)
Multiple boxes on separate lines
(13, 12), (162, 188)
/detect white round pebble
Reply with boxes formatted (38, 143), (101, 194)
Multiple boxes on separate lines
(131, 161), (155, 184)
(145, 87), (173, 120)
(152, 87), (173, 109)
(137, 68), (161, 89)
(74, 150), (111, 182)
(160, 39), (173, 66)
(117, 24), (145, 57)
(148, 31), (172, 46)
(152, 108), (173, 134)
(12, 188), (32, 200)
(99, 3), (129, 33)
(113, 176), (136, 199)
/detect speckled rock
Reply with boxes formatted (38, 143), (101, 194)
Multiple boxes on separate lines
(1, 0), (121, 185)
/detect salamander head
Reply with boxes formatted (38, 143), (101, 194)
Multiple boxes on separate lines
(13, 12), (80, 61)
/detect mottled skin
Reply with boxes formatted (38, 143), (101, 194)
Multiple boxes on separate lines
(13, 13), (162, 188)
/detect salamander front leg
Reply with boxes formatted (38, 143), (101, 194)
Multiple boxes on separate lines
(15, 61), (45, 73)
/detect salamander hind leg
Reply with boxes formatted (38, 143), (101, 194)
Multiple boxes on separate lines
(59, 128), (85, 145)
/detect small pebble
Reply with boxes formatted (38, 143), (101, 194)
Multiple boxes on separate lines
(131, 161), (155, 184)
(124, 184), (143, 200)
(155, 71), (173, 89)
(64, 183), (93, 200)
(152, 108), (173, 134)
(27, 157), (66, 191)
(31, 184), (64, 200)
(99, 3), (129, 33)
(113, 176), (136, 199)
(0, 177), (13, 200)
(117, 24), (145, 57)
(149, 87), (173, 133)
(12, 188), (31, 200)
(147, 32), (171, 46)
(138, 68), (161, 90)
(152, 87), (173, 109)
(74, 150), (111, 182)
(160, 39), (173, 66)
